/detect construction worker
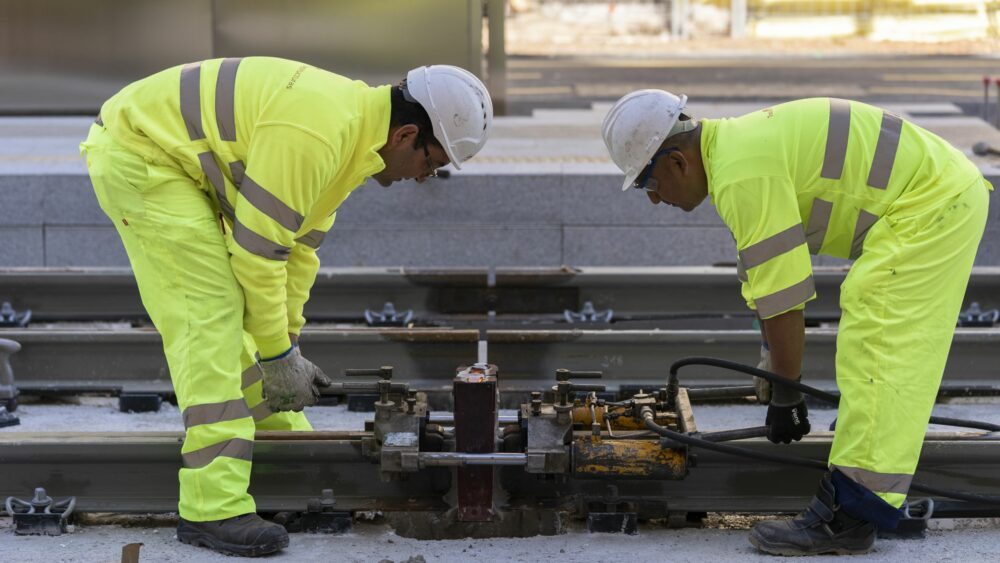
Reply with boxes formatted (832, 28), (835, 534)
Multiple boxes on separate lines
(602, 91), (989, 556)
(80, 57), (493, 557)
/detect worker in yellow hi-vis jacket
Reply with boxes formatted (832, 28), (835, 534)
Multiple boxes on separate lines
(80, 57), (493, 557)
(602, 92), (989, 556)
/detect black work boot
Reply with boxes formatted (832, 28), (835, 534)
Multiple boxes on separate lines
(177, 513), (289, 557)
(749, 473), (876, 556)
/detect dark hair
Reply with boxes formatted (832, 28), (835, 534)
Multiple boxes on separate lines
(390, 80), (440, 149)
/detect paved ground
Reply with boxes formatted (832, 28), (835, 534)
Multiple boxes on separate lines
(4, 515), (1000, 563)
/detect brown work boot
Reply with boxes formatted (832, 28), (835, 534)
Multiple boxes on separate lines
(177, 513), (289, 557)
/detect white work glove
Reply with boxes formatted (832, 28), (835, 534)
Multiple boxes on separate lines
(754, 343), (772, 405)
(259, 346), (332, 412)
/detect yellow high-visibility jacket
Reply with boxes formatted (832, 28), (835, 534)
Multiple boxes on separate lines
(98, 57), (390, 357)
(701, 98), (989, 318)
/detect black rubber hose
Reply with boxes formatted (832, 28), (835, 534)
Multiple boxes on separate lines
(670, 357), (1000, 432)
(644, 417), (1000, 504)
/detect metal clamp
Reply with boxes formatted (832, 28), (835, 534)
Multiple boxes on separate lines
(5, 487), (76, 536)
(0, 302), (31, 328)
(0, 338), (21, 412)
(364, 302), (413, 327)
(564, 301), (613, 324)
(958, 302), (999, 327)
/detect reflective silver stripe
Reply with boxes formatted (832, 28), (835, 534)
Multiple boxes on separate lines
(182, 398), (251, 429)
(821, 98), (851, 180)
(94, 114), (103, 126)
(867, 112), (903, 189)
(241, 365), (262, 390)
(182, 438), (253, 469)
(198, 152), (235, 219)
(805, 199), (833, 255)
(850, 210), (879, 260)
(250, 402), (272, 422)
(180, 62), (205, 141)
(296, 229), (327, 249)
(215, 58), (242, 142)
(755, 275), (815, 318)
(241, 175), (305, 232)
(233, 219), (291, 261)
(832, 465), (912, 495)
(736, 256), (748, 283)
(229, 161), (246, 188)
(738, 225), (806, 270)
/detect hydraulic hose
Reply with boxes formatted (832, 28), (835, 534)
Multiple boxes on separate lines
(671, 357), (1000, 432)
(660, 357), (1000, 504)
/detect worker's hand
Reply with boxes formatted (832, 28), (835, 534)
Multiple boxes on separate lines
(754, 344), (772, 404)
(258, 346), (332, 412)
(765, 374), (810, 444)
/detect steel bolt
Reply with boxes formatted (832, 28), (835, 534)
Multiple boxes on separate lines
(530, 391), (542, 416)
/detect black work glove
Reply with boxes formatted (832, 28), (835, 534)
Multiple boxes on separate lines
(765, 375), (811, 444)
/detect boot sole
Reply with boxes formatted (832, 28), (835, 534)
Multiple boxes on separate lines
(749, 531), (873, 556)
(177, 528), (289, 557)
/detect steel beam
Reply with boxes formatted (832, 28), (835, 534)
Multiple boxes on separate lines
(1, 431), (997, 516)
(4, 328), (999, 395)
(3, 266), (997, 322)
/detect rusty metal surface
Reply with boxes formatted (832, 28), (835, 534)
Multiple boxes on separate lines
(453, 365), (499, 521)
(572, 437), (687, 479)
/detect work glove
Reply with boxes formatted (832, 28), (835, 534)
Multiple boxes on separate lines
(259, 346), (332, 412)
(765, 374), (811, 444)
(754, 343), (772, 404)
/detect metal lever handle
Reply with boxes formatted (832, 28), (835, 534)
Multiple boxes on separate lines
(555, 368), (603, 380)
(320, 382), (409, 394)
(344, 366), (394, 379)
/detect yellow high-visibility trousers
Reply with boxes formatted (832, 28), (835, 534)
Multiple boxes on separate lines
(81, 124), (311, 521)
(831, 180), (990, 508)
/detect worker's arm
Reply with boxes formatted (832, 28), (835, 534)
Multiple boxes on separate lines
(285, 213), (336, 344)
(761, 308), (804, 380)
(715, 178), (813, 444)
(230, 123), (335, 359)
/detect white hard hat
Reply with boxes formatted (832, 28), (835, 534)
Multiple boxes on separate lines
(602, 89), (690, 191)
(405, 65), (493, 170)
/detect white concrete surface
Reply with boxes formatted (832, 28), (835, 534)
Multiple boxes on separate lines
(3, 513), (1000, 562)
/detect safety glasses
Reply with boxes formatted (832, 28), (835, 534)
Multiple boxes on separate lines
(419, 140), (439, 178)
(631, 147), (680, 192)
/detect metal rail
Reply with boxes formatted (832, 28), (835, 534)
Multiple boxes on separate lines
(3, 266), (998, 322)
(1, 431), (997, 516)
(4, 328), (999, 400)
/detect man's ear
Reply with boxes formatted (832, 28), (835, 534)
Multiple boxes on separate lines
(670, 150), (689, 176)
(388, 123), (419, 148)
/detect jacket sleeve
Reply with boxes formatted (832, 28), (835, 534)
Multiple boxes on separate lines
(229, 123), (337, 358)
(286, 213), (337, 337)
(714, 177), (815, 319)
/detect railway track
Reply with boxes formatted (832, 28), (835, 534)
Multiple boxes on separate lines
(3, 327), (999, 405)
(2, 266), (998, 324)
(2, 431), (997, 521)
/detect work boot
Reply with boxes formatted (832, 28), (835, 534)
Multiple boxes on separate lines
(177, 513), (289, 557)
(749, 473), (876, 556)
